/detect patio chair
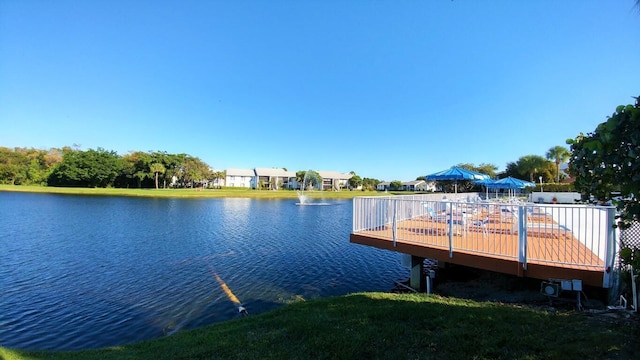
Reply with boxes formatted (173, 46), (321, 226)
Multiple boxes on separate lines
(446, 216), (468, 236)
(424, 207), (438, 221)
(470, 217), (490, 238)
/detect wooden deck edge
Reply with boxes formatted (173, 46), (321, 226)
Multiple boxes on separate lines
(523, 264), (604, 288)
(350, 233), (605, 288)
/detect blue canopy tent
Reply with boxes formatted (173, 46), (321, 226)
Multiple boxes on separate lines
(484, 176), (535, 199)
(425, 166), (490, 194)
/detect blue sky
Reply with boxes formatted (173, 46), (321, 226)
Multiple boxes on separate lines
(1, 1), (639, 182)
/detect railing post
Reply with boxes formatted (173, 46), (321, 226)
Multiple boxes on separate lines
(352, 197), (357, 233)
(602, 207), (617, 288)
(518, 205), (527, 270)
(448, 201), (453, 258)
(392, 199), (397, 247)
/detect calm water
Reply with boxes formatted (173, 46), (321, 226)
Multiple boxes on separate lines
(0, 192), (407, 351)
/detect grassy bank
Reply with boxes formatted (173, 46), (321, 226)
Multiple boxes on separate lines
(1, 292), (637, 360)
(0, 185), (395, 199)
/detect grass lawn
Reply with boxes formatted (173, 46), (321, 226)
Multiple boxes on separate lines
(0, 185), (399, 199)
(1, 292), (637, 360)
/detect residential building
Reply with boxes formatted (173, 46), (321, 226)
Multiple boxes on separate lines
(317, 171), (353, 191)
(222, 168), (357, 190)
(225, 168), (255, 188)
(254, 168), (296, 190)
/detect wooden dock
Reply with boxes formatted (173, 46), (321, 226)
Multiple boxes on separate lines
(350, 211), (607, 288)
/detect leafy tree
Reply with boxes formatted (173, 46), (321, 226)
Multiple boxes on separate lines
(362, 177), (381, 191)
(567, 97), (640, 228)
(504, 155), (553, 182)
(300, 170), (322, 190)
(47, 149), (88, 186)
(48, 148), (122, 187)
(296, 170), (320, 190)
(519, 155), (551, 182)
(0, 147), (27, 185)
(0, 147), (62, 185)
(545, 145), (570, 183)
(475, 163), (498, 179)
(160, 153), (185, 188)
(212, 170), (226, 188)
(0, 146), (216, 190)
(177, 155), (212, 187)
(389, 180), (403, 191)
(568, 96), (640, 299)
(456, 163), (498, 179)
(295, 170), (306, 187)
(348, 174), (362, 189)
(119, 151), (152, 188)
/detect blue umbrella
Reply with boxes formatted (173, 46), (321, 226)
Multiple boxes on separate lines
(484, 176), (535, 199)
(484, 176), (535, 189)
(425, 166), (490, 193)
(474, 177), (495, 199)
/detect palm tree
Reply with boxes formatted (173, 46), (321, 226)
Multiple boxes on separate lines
(149, 162), (165, 189)
(545, 146), (570, 183)
(517, 155), (549, 182)
(214, 170), (226, 188)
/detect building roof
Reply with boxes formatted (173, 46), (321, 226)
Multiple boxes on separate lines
(254, 168), (296, 177)
(403, 180), (426, 186)
(317, 171), (353, 180)
(225, 168), (256, 177)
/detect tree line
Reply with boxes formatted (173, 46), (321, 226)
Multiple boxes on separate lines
(0, 144), (570, 190)
(0, 147), (217, 189)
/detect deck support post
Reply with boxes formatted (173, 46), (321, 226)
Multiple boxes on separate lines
(410, 256), (425, 292)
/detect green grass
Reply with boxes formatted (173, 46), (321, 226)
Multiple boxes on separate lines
(0, 185), (399, 199)
(1, 293), (637, 360)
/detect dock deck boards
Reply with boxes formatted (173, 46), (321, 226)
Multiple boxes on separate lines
(350, 214), (606, 287)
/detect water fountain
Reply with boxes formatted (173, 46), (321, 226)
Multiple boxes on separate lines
(296, 170), (330, 206)
(296, 170), (312, 205)
(296, 190), (309, 205)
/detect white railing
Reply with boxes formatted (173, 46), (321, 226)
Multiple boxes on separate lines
(352, 195), (619, 287)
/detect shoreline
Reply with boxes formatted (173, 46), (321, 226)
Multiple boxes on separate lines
(0, 184), (393, 199)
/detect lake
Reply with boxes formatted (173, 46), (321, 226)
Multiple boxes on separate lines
(0, 192), (407, 351)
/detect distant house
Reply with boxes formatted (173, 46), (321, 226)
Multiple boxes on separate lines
(375, 180), (436, 192)
(559, 162), (570, 182)
(402, 180), (436, 192)
(225, 168), (255, 188)
(377, 182), (391, 191)
(317, 171), (353, 191)
(402, 180), (423, 191)
(254, 168), (296, 190)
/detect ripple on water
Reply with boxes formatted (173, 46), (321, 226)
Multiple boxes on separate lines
(0, 195), (407, 350)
